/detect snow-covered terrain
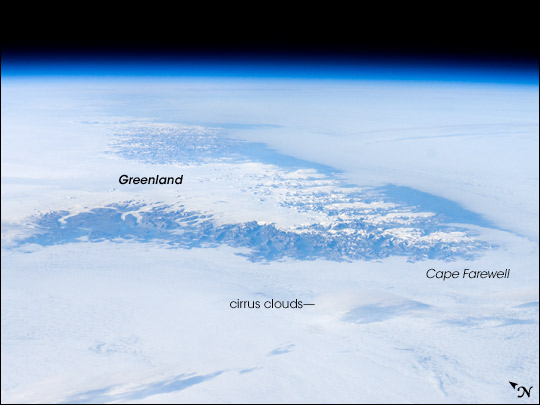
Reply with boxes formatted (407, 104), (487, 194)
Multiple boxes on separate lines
(1, 77), (538, 403)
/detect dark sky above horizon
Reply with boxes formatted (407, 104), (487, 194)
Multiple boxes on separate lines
(3, 26), (537, 84)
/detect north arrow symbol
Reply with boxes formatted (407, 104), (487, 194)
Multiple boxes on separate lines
(509, 381), (518, 389)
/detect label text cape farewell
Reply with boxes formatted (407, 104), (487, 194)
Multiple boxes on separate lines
(426, 268), (511, 280)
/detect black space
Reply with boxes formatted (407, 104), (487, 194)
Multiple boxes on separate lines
(2, 10), (538, 68)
